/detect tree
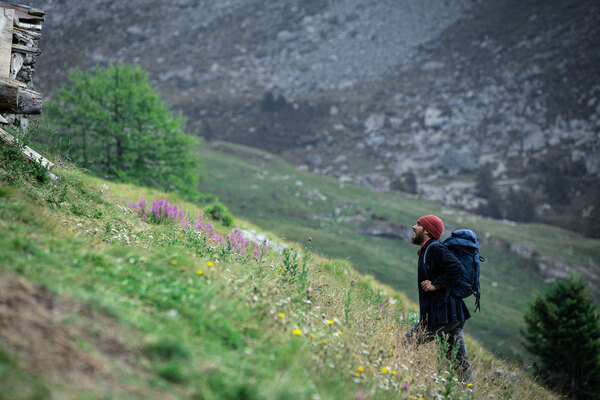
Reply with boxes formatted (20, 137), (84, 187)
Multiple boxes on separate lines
(43, 63), (201, 197)
(505, 187), (536, 223)
(475, 163), (495, 199)
(522, 275), (600, 399)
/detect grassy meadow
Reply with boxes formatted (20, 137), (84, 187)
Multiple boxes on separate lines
(0, 153), (559, 399)
(196, 141), (600, 361)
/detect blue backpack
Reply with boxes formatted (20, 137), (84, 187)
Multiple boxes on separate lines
(424, 229), (483, 312)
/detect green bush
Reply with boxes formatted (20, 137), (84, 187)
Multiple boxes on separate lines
(204, 200), (234, 226)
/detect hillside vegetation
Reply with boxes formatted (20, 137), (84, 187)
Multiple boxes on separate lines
(0, 147), (557, 399)
(195, 141), (600, 361)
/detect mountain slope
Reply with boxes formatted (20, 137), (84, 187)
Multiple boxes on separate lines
(0, 151), (558, 399)
(195, 140), (600, 360)
(29, 0), (600, 232)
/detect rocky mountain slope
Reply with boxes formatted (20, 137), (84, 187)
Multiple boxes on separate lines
(30, 0), (600, 233)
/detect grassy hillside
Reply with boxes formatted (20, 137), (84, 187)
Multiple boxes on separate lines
(196, 141), (600, 361)
(0, 149), (557, 399)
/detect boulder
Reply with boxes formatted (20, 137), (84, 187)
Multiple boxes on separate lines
(364, 113), (385, 133)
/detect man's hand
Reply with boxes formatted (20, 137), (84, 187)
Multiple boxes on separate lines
(421, 280), (437, 292)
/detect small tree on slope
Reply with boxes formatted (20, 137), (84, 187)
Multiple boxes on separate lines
(522, 274), (600, 399)
(43, 62), (201, 197)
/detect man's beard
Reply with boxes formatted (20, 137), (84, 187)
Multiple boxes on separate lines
(411, 230), (426, 245)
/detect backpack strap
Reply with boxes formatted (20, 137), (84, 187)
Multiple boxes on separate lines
(422, 242), (452, 303)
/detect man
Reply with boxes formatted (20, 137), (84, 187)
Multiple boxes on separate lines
(404, 214), (473, 383)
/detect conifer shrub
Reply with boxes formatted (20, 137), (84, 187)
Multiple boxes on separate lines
(522, 274), (600, 399)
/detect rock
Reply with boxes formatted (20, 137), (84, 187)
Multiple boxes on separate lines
(365, 132), (386, 148)
(306, 154), (322, 167)
(364, 113), (385, 133)
(421, 61), (445, 71)
(441, 149), (479, 173)
(424, 107), (446, 128)
(126, 26), (147, 44)
(332, 154), (347, 163)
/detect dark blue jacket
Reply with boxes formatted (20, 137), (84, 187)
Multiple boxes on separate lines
(418, 239), (471, 326)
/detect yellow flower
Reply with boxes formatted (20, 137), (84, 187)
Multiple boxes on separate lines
(292, 328), (302, 336)
(323, 340), (328, 344)
(310, 333), (316, 338)
(467, 383), (473, 387)
(327, 293), (332, 297)
(418, 398), (425, 400)
(67, 228), (73, 232)
(171, 260), (178, 265)
(278, 312), (285, 318)
(326, 320), (335, 325)
(207, 261), (215, 267)
(357, 366), (365, 372)
(381, 367), (389, 374)
(354, 372), (360, 377)
(392, 370), (397, 375)
(197, 269), (204, 275)
(337, 331), (343, 335)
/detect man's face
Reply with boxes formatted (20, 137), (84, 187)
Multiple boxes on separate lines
(411, 222), (427, 245)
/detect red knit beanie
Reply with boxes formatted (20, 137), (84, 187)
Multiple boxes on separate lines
(417, 215), (444, 239)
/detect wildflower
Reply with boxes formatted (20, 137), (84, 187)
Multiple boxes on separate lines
(171, 260), (178, 265)
(323, 340), (328, 344)
(337, 331), (343, 335)
(327, 293), (332, 297)
(357, 366), (365, 372)
(310, 333), (316, 338)
(381, 367), (389, 374)
(292, 328), (302, 336)
(197, 269), (204, 275)
(403, 382), (410, 390)
(67, 228), (73, 232)
(207, 261), (215, 267)
(418, 398), (425, 400)
(467, 383), (473, 387)
(354, 372), (360, 377)
(392, 370), (397, 375)
(278, 312), (285, 318)
(326, 320), (335, 325)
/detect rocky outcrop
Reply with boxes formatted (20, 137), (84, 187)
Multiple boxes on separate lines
(26, 0), (600, 228)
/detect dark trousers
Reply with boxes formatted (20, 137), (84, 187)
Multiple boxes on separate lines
(403, 320), (473, 383)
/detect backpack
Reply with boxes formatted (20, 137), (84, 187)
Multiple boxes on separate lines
(424, 229), (483, 312)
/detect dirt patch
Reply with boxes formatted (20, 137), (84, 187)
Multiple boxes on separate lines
(0, 271), (173, 398)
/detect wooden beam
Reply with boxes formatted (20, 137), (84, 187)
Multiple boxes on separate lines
(0, 8), (14, 80)
(0, 127), (59, 183)
(0, 2), (44, 22)
(11, 43), (40, 56)
(0, 80), (42, 114)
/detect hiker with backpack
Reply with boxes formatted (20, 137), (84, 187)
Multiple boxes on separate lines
(403, 214), (477, 384)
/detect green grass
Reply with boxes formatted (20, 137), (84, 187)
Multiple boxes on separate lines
(0, 155), (556, 399)
(195, 141), (600, 360)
